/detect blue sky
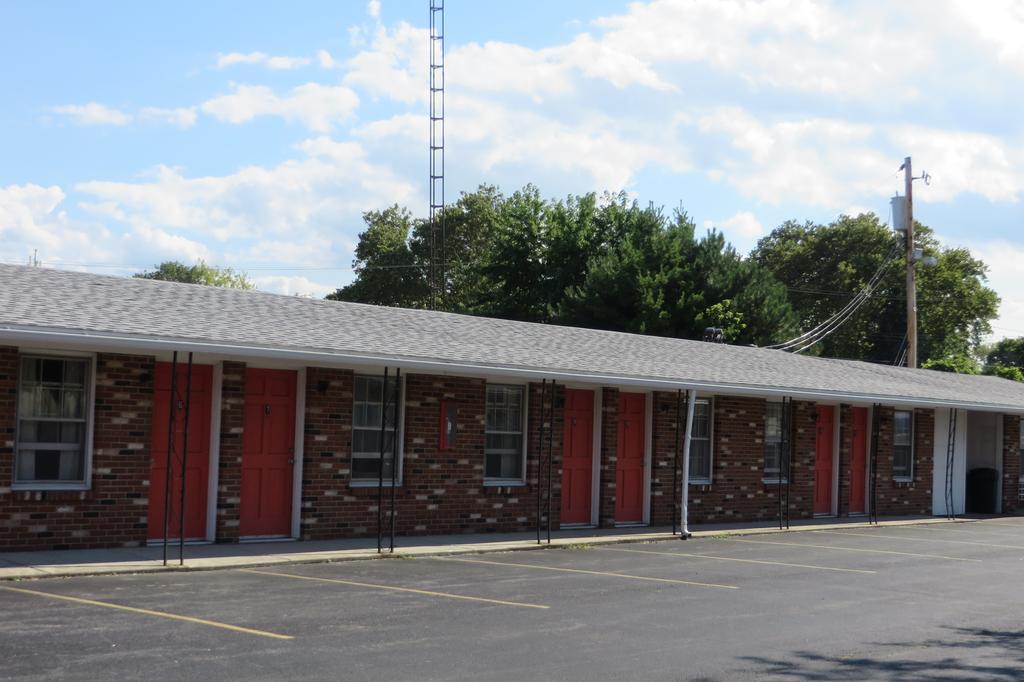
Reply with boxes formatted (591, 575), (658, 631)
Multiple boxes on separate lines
(1, 0), (1022, 340)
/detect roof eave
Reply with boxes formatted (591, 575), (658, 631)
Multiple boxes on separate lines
(2, 324), (1022, 415)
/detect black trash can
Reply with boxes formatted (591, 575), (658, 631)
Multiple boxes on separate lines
(965, 467), (999, 514)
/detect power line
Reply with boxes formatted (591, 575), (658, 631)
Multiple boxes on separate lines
(767, 241), (903, 353)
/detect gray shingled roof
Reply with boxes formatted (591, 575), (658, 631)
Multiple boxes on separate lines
(1, 263), (1022, 412)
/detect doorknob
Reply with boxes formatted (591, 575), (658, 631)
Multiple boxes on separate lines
(288, 458), (295, 465)
(265, 404), (272, 416)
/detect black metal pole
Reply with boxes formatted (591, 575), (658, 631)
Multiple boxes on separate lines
(672, 390), (681, 535)
(177, 353), (194, 566)
(377, 367), (389, 553)
(162, 351), (178, 567)
(390, 368), (401, 552)
(547, 383), (555, 544)
(537, 380), (546, 545)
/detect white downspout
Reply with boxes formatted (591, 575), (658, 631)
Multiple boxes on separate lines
(680, 389), (697, 538)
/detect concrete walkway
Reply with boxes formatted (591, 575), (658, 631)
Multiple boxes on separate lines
(0, 515), (981, 581)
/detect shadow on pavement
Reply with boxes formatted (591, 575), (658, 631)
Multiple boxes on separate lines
(740, 626), (1024, 680)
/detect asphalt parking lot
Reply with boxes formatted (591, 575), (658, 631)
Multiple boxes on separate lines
(4, 519), (1024, 680)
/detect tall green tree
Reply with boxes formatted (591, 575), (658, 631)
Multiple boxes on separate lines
(559, 201), (795, 344)
(134, 260), (255, 289)
(983, 337), (1024, 382)
(328, 205), (426, 307)
(752, 213), (999, 363)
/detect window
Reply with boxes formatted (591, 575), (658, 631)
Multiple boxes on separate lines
(688, 399), (713, 484)
(763, 401), (788, 481)
(893, 410), (914, 480)
(484, 384), (525, 483)
(15, 356), (92, 488)
(351, 375), (401, 483)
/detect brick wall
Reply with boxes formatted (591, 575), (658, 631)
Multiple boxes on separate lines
(872, 407), (934, 516)
(0, 350), (154, 551)
(649, 391), (682, 527)
(0, 343), (963, 552)
(215, 361), (245, 542)
(598, 388), (619, 527)
(1002, 415), (1020, 514)
(680, 397), (814, 524)
(299, 372), (557, 539)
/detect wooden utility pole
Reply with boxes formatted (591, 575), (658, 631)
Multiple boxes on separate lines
(903, 156), (917, 369)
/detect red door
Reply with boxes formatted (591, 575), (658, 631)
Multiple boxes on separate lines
(240, 368), (297, 537)
(616, 393), (646, 523)
(148, 363), (213, 541)
(848, 407), (868, 514)
(561, 389), (594, 526)
(815, 405), (835, 515)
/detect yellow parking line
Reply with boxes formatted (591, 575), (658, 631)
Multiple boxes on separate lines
(239, 568), (549, 609)
(433, 557), (739, 589)
(816, 529), (1024, 551)
(729, 538), (980, 562)
(601, 546), (877, 574)
(0, 585), (292, 640)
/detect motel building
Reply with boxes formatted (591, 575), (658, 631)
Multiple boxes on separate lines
(1, 263), (1022, 552)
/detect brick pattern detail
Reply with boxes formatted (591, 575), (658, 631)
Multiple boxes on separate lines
(871, 407), (934, 516)
(679, 397), (816, 524)
(836, 404), (853, 516)
(0, 350), (154, 550)
(215, 361), (246, 542)
(299, 372), (558, 539)
(1002, 415), (1020, 514)
(598, 388), (619, 527)
(649, 391), (683, 527)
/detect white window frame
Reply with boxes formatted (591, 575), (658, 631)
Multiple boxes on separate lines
(763, 401), (788, 483)
(13, 351), (96, 491)
(483, 383), (527, 486)
(688, 398), (714, 485)
(350, 373), (404, 487)
(893, 409), (914, 481)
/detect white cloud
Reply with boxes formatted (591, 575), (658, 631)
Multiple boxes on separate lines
(216, 51), (311, 70)
(962, 240), (1024, 341)
(74, 137), (416, 259)
(317, 49), (338, 69)
(343, 21), (427, 104)
(201, 83), (359, 132)
(367, 0), (381, 19)
(691, 107), (1023, 207)
(592, 0), (927, 101)
(703, 211), (765, 251)
(720, 211), (764, 238)
(0, 184), (114, 264)
(253, 274), (337, 298)
(950, 0), (1024, 74)
(50, 102), (131, 126)
(140, 106), (198, 128)
(890, 126), (1022, 203)
(447, 95), (689, 190)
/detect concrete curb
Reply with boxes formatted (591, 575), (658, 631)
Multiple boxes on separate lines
(0, 516), (988, 582)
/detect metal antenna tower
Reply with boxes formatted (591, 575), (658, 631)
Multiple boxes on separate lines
(429, 0), (445, 309)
